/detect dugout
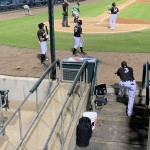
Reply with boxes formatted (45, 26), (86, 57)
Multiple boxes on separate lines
(61, 56), (99, 83)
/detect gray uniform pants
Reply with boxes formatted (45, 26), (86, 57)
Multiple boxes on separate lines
(62, 15), (69, 27)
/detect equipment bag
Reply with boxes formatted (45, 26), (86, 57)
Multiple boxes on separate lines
(94, 84), (107, 95)
(95, 96), (107, 106)
(76, 117), (92, 147)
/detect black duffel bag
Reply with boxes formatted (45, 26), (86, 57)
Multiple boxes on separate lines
(76, 117), (92, 147)
(94, 84), (107, 95)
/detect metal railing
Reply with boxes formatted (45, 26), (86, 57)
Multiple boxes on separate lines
(0, 59), (60, 150)
(43, 60), (88, 150)
(141, 62), (150, 107)
(90, 60), (99, 111)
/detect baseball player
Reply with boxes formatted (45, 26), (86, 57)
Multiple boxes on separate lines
(72, 20), (87, 56)
(72, 2), (80, 24)
(37, 23), (49, 65)
(23, 5), (32, 15)
(107, 2), (119, 30)
(115, 61), (136, 117)
(62, 0), (70, 27)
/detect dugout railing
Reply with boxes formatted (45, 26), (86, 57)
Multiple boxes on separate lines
(141, 62), (150, 150)
(0, 58), (98, 149)
(0, 59), (61, 149)
(43, 58), (99, 149)
(141, 62), (150, 114)
(43, 60), (88, 150)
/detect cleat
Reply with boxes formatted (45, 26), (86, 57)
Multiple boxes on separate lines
(81, 51), (87, 55)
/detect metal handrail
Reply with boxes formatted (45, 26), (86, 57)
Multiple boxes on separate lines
(0, 59), (60, 150)
(90, 60), (99, 111)
(43, 61), (88, 150)
(141, 62), (150, 106)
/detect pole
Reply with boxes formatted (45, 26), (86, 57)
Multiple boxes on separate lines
(47, 0), (56, 80)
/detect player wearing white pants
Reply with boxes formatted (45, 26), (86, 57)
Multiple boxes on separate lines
(37, 23), (49, 65)
(110, 14), (118, 29)
(23, 5), (32, 15)
(74, 36), (83, 49)
(115, 61), (136, 117)
(72, 20), (86, 56)
(119, 80), (136, 117)
(72, 2), (80, 23)
(108, 2), (119, 30)
(39, 41), (47, 54)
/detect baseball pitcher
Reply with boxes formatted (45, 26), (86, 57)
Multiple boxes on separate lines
(107, 2), (119, 30)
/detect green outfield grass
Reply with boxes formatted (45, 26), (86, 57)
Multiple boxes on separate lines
(118, 2), (150, 21)
(0, 0), (150, 52)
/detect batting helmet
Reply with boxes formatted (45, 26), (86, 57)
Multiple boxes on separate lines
(38, 23), (44, 29)
(78, 20), (82, 25)
(112, 2), (116, 7)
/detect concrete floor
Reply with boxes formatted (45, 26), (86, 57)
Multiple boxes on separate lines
(75, 94), (149, 150)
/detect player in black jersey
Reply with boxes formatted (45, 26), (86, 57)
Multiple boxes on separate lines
(115, 61), (136, 117)
(37, 23), (49, 65)
(107, 2), (119, 30)
(72, 20), (86, 56)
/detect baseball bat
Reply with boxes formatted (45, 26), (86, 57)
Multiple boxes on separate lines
(45, 25), (48, 35)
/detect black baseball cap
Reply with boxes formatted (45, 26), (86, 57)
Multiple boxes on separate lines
(38, 23), (44, 29)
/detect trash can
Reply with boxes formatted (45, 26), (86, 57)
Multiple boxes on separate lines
(61, 56), (99, 83)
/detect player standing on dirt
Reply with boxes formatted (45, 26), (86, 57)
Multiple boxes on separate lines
(72, 2), (80, 24)
(72, 20), (87, 56)
(62, 0), (70, 27)
(107, 2), (119, 30)
(37, 23), (49, 65)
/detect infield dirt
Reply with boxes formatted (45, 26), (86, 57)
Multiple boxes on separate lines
(0, 0), (150, 86)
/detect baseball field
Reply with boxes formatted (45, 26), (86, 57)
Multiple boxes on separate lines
(0, 0), (150, 85)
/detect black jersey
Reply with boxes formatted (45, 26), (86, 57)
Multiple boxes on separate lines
(74, 25), (82, 37)
(37, 29), (47, 41)
(116, 66), (135, 81)
(110, 6), (119, 14)
(62, 1), (69, 15)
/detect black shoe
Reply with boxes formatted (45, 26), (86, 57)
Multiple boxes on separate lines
(81, 51), (87, 55)
(41, 63), (48, 67)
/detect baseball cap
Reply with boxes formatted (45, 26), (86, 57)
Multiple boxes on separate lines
(38, 23), (44, 29)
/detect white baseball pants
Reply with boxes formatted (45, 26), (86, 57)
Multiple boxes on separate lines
(74, 36), (83, 49)
(73, 11), (79, 18)
(39, 41), (47, 54)
(110, 14), (117, 29)
(119, 80), (136, 116)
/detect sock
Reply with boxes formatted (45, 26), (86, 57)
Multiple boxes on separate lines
(41, 54), (45, 64)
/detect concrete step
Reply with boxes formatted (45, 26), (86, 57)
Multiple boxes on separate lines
(75, 90), (149, 150)
(106, 94), (147, 106)
(75, 139), (147, 150)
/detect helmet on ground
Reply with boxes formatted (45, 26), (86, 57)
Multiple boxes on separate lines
(38, 23), (44, 29)
(78, 20), (82, 25)
(112, 2), (116, 6)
